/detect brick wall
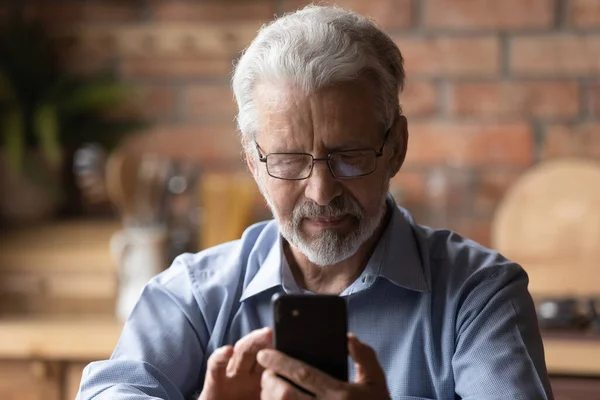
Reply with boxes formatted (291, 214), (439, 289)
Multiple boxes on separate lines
(8, 0), (600, 247)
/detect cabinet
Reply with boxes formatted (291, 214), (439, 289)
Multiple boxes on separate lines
(0, 360), (61, 400)
(0, 360), (90, 400)
(551, 377), (600, 400)
(0, 318), (122, 400)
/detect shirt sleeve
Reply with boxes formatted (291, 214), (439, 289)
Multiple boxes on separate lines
(452, 262), (554, 400)
(77, 256), (209, 400)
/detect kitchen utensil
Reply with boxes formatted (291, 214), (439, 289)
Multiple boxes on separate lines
(72, 143), (108, 204)
(199, 172), (259, 249)
(110, 225), (168, 322)
(133, 153), (171, 227)
(492, 158), (600, 298)
(104, 148), (142, 222)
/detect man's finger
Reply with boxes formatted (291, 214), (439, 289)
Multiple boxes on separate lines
(348, 333), (386, 384)
(227, 327), (272, 376)
(257, 349), (343, 396)
(206, 346), (234, 381)
(260, 369), (314, 400)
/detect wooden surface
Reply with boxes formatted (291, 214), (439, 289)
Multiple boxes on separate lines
(0, 219), (120, 315)
(0, 360), (61, 400)
(0, 317), (122, 361)
(492, 159), (600, 297)
(0, 316), (598, 377)
(65, 362), (89, 400)
(199, 171), (262, 249)
(544, 337), (600, 376)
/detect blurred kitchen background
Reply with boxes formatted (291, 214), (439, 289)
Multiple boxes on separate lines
(0, 0), (599, 399)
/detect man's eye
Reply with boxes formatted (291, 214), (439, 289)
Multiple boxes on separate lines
(270, 155), (307, 167)
(338, 152), (368, 164)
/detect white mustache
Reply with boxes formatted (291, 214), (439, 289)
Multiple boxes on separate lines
(293, 196), (363, 221)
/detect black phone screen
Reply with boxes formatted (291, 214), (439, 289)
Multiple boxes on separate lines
(272, 293), (348, 382)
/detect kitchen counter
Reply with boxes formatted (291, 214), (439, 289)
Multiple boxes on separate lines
(0, 316), (123, 361)
(0, 317), (599, 376)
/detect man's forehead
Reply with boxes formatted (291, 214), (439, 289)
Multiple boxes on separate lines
(254, 81), (379, 144)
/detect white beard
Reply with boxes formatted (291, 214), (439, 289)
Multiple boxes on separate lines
(258, 177), (388, 266)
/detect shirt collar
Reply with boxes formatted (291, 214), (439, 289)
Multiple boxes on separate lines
(239, 234), (284, 302)
(239, 195), (429, 302)
(378, 196), (430, 292)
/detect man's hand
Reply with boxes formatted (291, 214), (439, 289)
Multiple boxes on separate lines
(199, 327), (272, 400)
(257, 333), (391, 400)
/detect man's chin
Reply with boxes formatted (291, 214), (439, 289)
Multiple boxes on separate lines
(301, 216), (357, 237)
(299, 227), (351, 244)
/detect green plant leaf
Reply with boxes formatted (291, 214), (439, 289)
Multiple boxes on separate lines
(59, 80), (132, 115)
(1, 107), (24, 173)
(33, 103), (62, 168)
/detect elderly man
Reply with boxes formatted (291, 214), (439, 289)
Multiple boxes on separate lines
(78, 5), (553, 400)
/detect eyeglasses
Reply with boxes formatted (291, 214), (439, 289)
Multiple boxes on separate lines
(255, 130), (389, 180)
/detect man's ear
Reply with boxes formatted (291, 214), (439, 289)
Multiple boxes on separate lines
(388, 115), (408, 177)
(242, 136), (258, 178)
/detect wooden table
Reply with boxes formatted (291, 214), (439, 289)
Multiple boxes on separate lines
(0, 317), (122, 400)
(544, 336), (600, 376)
(1, 317), (599, 400)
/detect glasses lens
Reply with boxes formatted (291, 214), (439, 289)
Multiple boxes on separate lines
(329, 150), (377, 177)
(266, 154), (313, 179)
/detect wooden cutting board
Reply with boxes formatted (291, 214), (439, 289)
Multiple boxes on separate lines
(492, 159), (600, 297)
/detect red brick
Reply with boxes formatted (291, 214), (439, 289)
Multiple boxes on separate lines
(451, 218), (492, 248)
(390, 169), (427, 205)
(394, 36), (500, 78)
(124, 123), (243, 164)
(591, 83), (600, 117)
(405, 122), (534, 167)
(114, 85), (178, 121)
(569, 0), (600, 28)
(282, 0), (413, 29)
(423, 166), (474, 211)
(82, 1), (140, 21)
(185, 84), (237, 121)
(474, 169), (525, 218)
(511, 34), (600, 76)
(23, 2), (83, 27)
(77, 24), (260, 59)
(449, 81), (580, 119)
(151, 0), (277, 22)
(67, 28), (122, 63)
(61, 54), (115, 76)
(400, 81), (438, 118)
(23, 1), (139, 25)
(121, 56), (233, 79)
(424, 0), (554, 30)
(542, 123), (600, 159)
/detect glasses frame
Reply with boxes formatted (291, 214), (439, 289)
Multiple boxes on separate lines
(255, 129), (390, 181)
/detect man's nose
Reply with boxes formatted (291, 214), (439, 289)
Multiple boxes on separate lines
(304, 160), (342, 206)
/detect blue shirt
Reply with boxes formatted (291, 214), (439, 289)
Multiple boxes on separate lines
(77, 198), (553, 400)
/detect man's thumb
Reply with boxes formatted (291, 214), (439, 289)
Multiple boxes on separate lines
(348, 333), (386, 384)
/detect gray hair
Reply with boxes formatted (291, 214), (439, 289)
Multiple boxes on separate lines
(231, 5), (405, 142)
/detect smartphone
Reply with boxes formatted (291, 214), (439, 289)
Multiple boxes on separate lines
(272, 293), (348, 382)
